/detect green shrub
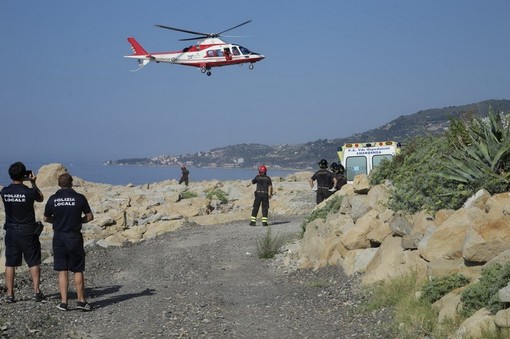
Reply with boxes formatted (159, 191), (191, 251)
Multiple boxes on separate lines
(180, 190), (197, 199)
(256, 227), (286, 259)
(205, 188), (229, 203)
(370, 136), (472, 212)
(420, 273), (470, 304)
(300, 195), (343, 234)
(438, 109), (510, 195)
(370, 109), (510, 213)
(460, 262), (510, 317)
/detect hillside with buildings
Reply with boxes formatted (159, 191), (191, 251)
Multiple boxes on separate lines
(106, 99), (510, 169)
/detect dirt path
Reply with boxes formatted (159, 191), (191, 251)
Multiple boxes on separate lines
(0, 216), (392, 338)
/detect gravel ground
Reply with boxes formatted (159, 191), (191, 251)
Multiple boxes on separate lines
(0, 215), (394, 338)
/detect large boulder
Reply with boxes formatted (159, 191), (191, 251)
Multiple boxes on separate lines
(418, 208), (485, 262)
(35, 163), (69, 188)
(453, 308), (496, 339)
(300, 214), (351, 266)
(353, 174), (370, 194)
(349, 194), (372, 222)
(340, 209), (387, 250)
(362, 236), (428, 285)
(462, 204), (510, 263)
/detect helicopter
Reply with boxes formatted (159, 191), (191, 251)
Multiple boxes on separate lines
(124, 20), (265, 76)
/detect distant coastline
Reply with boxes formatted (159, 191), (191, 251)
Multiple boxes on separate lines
(1, 163), (301, 187)
(103, 160), (308, 172)
(103, 99), (510, 172)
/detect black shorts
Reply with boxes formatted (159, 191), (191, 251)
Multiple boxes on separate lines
(53, 232), (86, 272)
(4, 228), (42, 267)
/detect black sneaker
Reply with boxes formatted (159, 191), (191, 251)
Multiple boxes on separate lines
(262, 222), (269, 226)
(56, 303), (68, 311)
(33, 292), (45, 302)
(76, 301), (92, 311)
(4, 295), (15, 303)
(249, 222), (256, 226)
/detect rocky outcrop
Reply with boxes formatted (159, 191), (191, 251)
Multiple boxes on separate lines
(297, 175), (510, 337)
(0, 164), (315, 271)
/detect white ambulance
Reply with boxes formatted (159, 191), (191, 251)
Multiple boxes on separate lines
(337, 141), (401, 182)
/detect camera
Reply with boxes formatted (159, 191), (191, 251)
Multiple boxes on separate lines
(23, 170), (33, 180)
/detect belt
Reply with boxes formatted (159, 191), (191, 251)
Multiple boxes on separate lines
(256, 191), (268, 194)
(318, 186), (330, 189)
(4, 223), (34, 230)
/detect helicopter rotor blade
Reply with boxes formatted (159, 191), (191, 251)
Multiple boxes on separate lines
(155, 20), (252, 41)
(217, 20), (252, 36)
(179, 36), (208, 42)
(155, 24), (208, 36)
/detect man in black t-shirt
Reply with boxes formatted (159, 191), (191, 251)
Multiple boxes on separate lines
(44, 173), (94, 312)
(249, 165), (273, 226)
(309, 159), (337, 205)
(330, 162), (348, 191)
(1, 161), (44, 303)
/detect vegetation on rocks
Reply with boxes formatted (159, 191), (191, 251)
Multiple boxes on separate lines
(371, 108), (510, 213)
(300, 195), (343, 234)
(180, 190), (197, 199)
(370, 136), (464, 212)
(362, 272), (508, 339)
(419, 273), (470, 304)
(205, 188), (229, 203)
(460, 262), (510, 317)
(440, 108), (510, 196)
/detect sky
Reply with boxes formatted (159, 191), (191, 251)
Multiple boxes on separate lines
(1, 0), (510, 165)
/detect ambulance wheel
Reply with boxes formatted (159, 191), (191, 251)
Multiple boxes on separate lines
(201, 67), (207, 74)
(249, 64), (254, 70)
(207, 71), (212, 76)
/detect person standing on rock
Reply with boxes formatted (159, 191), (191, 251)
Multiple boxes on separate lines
(309, 159), (337, 205)
(179, 166), (190, 186)
(1, 161), (45, 303)
(249, 165), (273, 226)
(43, 173), (94, 311)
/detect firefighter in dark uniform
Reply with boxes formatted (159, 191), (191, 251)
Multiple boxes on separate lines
(249, 165), (273, 226)
(330, 162), (348, 191)
(309, 159), (337, 204)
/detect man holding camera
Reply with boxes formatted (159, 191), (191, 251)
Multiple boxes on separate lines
(0, 161), (45, 303)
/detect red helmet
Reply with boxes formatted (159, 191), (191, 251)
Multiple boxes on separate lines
(258, 165), (267, 174)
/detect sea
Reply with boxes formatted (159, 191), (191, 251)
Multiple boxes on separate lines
(0, 162), (299, 187)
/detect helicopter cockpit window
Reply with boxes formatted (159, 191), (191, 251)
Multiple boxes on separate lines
(231, 46), (241, 56)
(238, 46), (252, 55)
(216, 49), (223, 57)
(207, 50), (215, 57)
